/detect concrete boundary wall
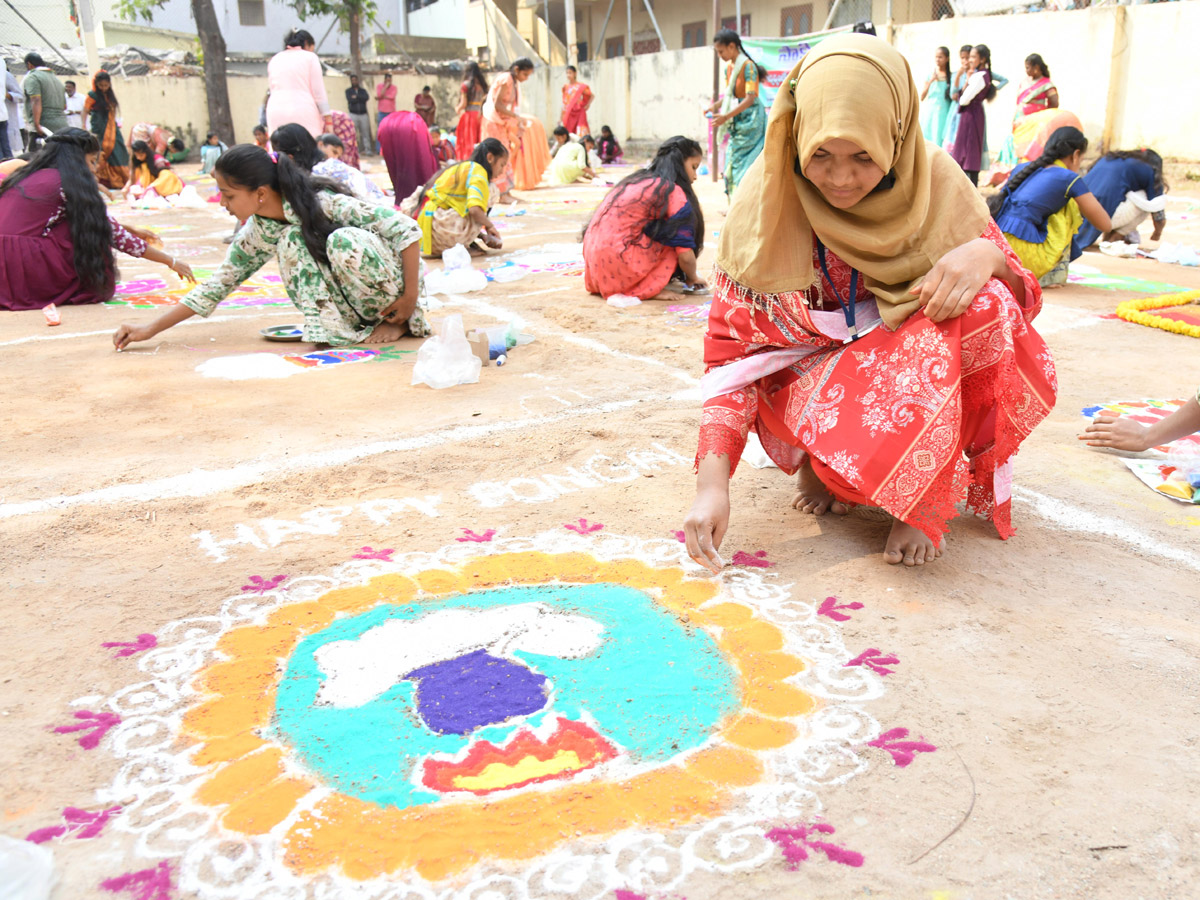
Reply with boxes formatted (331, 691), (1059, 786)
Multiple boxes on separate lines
(110, 70), (466, 149)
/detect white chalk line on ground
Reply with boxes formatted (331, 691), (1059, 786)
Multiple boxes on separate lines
(0, 310), (295, 348)
(1013, 485), (1200, 573)
(444, 291), (700, 386)
(0, 390), (696, 520)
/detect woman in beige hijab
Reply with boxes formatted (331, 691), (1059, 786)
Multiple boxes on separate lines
(683, 34), (1057, 569)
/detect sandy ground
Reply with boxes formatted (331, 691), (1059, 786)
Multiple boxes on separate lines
(2, 156), (1200, 900)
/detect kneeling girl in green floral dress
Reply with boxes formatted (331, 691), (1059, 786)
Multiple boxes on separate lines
(113, 144), (428, 350)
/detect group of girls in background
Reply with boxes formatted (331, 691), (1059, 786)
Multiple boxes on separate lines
(0, 129), (193, 311)
(270, 123), (385, 204)
(112, 143), (428, 350)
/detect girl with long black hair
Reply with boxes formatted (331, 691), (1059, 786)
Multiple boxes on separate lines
(454, 61), (489, 161)
(401, 137), (507, 257)
(126, 139), (183, 199)
(0, 128), (193, 311)
(112, 143), (428, 349)
(583, 135), (706, 301)
(271, 123), (385, 203)
(990, 125), (1111, 285)
(708, 29), (768, 197)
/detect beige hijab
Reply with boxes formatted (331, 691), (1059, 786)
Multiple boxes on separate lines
(716, 34), (990, 329)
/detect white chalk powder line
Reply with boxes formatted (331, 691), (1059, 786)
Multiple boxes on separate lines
(1012, 485), (1200, 573)
(0, 310), (296, 348)
(445, 291), (700, 386)
(0, 390), (696, 520)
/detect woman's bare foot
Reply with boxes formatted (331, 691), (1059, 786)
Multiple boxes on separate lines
(649, 289), (689, 301)
(499, 192), (518, 204)
(883, 518), (943, 566)
(791, 460), (848, 516)
(364, 321), (405, 344)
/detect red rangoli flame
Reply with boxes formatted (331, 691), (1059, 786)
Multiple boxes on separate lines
(422, 718), (618, 795)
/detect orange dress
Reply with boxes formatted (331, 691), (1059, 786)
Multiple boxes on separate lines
(482, 73), (550, 192)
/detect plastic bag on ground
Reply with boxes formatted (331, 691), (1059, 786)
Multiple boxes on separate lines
(0, 835), (54, 900)
(426, 246), (488, 294)
(607, 294), (641, 308)
(412, 314), (482, 389)
(442, 244), (472, 271)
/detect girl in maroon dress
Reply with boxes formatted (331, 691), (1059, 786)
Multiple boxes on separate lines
(0, 128), (193, 311)
(951, 44), (995, 186)
(582, 136), (706, 301)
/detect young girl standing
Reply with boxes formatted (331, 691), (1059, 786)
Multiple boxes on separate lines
(708, 29), (768, 198)
(920, 46), (953, 144)
(112, 144), (428, 349)
(951, 44), (995, 186)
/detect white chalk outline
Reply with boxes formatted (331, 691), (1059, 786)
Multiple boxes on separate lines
(0, 311), (297, 348)
(1011, 485), (1200, 572)
(0, 393), (696, 519)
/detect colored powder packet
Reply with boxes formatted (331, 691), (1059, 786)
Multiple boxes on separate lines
(42, 304), (60, 326)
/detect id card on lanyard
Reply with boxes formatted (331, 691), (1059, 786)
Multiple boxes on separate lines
(815, 238), (863, 342)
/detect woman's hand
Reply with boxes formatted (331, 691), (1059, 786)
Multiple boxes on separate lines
(684, 484), (729, 574)
(170, 258), (196, 283)
(912, 238), (1004, 323)
(711, 113), (730, 129)
(684, 454), (733, 574)
(1079, 415), (1152, 452)
(113, 323), (156, 351)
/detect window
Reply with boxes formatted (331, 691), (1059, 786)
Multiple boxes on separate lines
(720, 14), (750, 35)
(605, 36), (624, 58)
(930, 0), (953, 17)
(780, 4), (812, 35)
(237, 0), (264, 26)
(682, 21), (706, 48)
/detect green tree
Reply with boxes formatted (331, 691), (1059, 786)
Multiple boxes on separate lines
(289, 0), (377, 80)
(116, 0), (236, 143)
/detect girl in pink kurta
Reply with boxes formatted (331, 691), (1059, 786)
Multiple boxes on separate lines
(582, 136), (707, 301)
(266, 30), (332, 138)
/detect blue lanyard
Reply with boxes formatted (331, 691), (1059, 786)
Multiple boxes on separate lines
(815, 238), (861, 341)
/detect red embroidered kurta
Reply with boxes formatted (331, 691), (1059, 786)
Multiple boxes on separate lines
(697, 221), (1057, 542)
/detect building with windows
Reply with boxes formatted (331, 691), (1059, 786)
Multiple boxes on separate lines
(468, 0), (954, 64)
(0, 0), (466, 59)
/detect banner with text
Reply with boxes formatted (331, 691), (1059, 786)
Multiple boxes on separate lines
(738, 27), (852, 106)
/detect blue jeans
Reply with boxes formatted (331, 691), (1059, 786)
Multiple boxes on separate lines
(376, 110), (390, 154)
(0, 124), (10, 159)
